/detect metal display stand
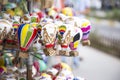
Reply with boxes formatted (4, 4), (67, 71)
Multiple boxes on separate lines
(25, 0), (33, 79)
(27, 52), (33, 80)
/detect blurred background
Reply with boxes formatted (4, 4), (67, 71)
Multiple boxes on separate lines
(0, 0), (120, 80)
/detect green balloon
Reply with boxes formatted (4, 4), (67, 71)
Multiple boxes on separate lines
(38, 60), (47, 72)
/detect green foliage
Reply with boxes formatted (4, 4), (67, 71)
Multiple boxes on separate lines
(108, 9), (120, 21)
(90, 9), (120, 21)
(19, 78), (25, 80)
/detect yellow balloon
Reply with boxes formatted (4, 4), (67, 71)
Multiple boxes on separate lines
(82, 22), (90, 28)
(61, 62), (72, 71)
(41, 73), (51, 77)
(62, 7), (73, 16)
(6, 9), (15, 16)
(48, 9), (57, 16)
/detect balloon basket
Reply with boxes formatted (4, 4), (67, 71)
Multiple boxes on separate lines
(82, 39), (91, 46)
(69, 50), (79, 56)
(59, 50), (69, 56)
(43, 48), (57, 56)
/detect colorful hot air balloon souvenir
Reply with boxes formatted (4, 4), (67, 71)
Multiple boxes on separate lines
(30, 13), (40, 23)
(0, 19), (12, 44)
(37, 24), (42, 35)
(80, 19), (91, 46)
(58, 24), (71, 56)
(13, 21), (20, 34)
(69, 27), (83, 56)
(58, 25), (66, 36)
(41, 23), (57, 56)
(57, 25), (66, 44)
(18, 23), (38, 51)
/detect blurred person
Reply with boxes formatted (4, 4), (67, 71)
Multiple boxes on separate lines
(0, 7), (1, 19)
(0, 3), (2, 12)
(53, 0), (65, 12)
(39, 0), (54, 12)
(62, 0), (91, 68)
(73, 0), (91, 67)
(64, 0), (73, 7)
(73, 0), (91, 18)
(44, 0), (54, 9)
(0, 0), (8, 11)
(33, 0), (41, 10)
(40, 0), (54, 16)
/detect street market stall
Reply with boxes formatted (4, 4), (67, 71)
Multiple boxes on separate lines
(0, 0), (91, 80)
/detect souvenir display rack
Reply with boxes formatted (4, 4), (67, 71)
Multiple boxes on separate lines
(0, 1), (91, 80)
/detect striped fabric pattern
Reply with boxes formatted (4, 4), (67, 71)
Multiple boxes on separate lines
(18, 23), (37, 51)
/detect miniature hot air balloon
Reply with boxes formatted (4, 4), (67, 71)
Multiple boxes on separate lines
(56, 69), (74, 80)
(42, 23), (57, 48)
(30, 13), (40, 23)
(5, 20), (19, 44)
(13, 21), (20, 34)
(69, 27), (83, 50)
(53, 62), (71, 71)
(0, 19), (12, 43)
(80, 19), (91, 46)
(62, 7), (73, 16)
(18, 23), (38, 51)
(58, 24), (71, 56)
(58, 25), (66, 36)
(37, 24), (42, 35)
(69, 27), (83, 56)
(41, 23), (57, 56)
(57, 25), (66, 45)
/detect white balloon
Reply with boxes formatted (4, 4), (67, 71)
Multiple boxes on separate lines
(0, 19), (12, 34)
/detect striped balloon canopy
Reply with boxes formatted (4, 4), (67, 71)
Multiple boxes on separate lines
(37, 24), (42, 35)
(69, 27), (83, 50)
(59, 25), (66, 36)
(13, 21), (19, 29)
(18, 23), (38, 51)
(13, 21), (20, 33)
(80, 19), (91, 41)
